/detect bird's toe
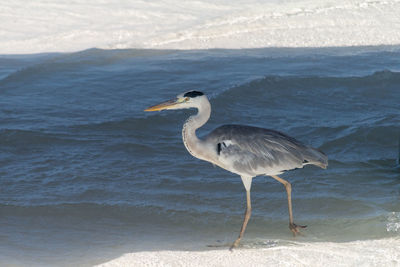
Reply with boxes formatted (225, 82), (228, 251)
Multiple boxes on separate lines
(289, 223), (307, 236)
(229, 239), (240, 251)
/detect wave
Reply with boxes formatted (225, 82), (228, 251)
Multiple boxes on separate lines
(0, 129), (85, 146)
(2, 47), (399, 91)
(321, 125), (399, 149)
(215, 70), (400, 99)
(0, 48), (175, 88)
(2, 67), (398, 165)
(65, 69), (399, 145)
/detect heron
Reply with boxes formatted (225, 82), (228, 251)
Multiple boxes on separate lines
(145, 91), (328, 249)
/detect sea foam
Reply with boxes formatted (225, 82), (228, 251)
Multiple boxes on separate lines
(1, 0), (400, 54)
(387, 212), (400, 233)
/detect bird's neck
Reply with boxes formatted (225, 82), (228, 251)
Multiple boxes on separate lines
(182, 99), (211, 160)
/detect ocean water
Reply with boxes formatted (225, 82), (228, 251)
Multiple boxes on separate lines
(1, 47), (400, 266)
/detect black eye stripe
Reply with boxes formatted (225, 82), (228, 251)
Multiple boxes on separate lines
(183, 91), (204, 98)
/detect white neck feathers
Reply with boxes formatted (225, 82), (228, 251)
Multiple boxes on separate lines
(182, 97), (211, 160)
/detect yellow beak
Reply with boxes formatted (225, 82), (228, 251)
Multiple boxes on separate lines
(144, 99), (179, 111)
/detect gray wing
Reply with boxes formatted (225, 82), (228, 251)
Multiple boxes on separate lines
(204, 124), (327, 177)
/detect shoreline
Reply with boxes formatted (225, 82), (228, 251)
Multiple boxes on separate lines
(2, 0), (400, 54)
(97, 238), (400, 267)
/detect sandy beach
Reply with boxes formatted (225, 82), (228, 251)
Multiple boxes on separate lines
(2, 0), (400, 54)
(97, 238), (400, 267)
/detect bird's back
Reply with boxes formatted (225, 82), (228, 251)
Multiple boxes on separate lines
(204, 124), (327, 177)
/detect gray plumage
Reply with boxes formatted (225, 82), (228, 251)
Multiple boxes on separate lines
(204, 124), (327, 177)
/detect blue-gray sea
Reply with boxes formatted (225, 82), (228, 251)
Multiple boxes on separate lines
(1, 47), (400, 266)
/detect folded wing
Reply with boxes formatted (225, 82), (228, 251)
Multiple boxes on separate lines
(204, 124), (327, 177)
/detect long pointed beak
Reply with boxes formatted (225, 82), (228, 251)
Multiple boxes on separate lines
(144, 99), (179, 111)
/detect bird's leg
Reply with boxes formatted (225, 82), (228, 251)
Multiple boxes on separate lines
(271, 175), (306, 236)
(230, 189), (251, 250)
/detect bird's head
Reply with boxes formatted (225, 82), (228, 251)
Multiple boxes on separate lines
(144, 91), (206, 112)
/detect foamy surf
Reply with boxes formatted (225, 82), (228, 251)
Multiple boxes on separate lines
(97, 238), (400, 267)
(1, 0), (400, 54)
(387, 212), (400, 233)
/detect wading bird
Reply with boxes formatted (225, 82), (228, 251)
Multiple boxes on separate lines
(145, 91), (328, 249)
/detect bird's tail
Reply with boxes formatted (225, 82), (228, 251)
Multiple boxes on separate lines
(303, 147), (328, 169)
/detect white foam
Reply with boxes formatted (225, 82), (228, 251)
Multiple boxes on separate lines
(387, 212), (400, 232)
(1, 0), (400, 54)
(97, 238), (400, 267)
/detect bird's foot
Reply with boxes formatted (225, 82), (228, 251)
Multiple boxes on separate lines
(229, 238), (241, 251)
(289, 223), (307, 236)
